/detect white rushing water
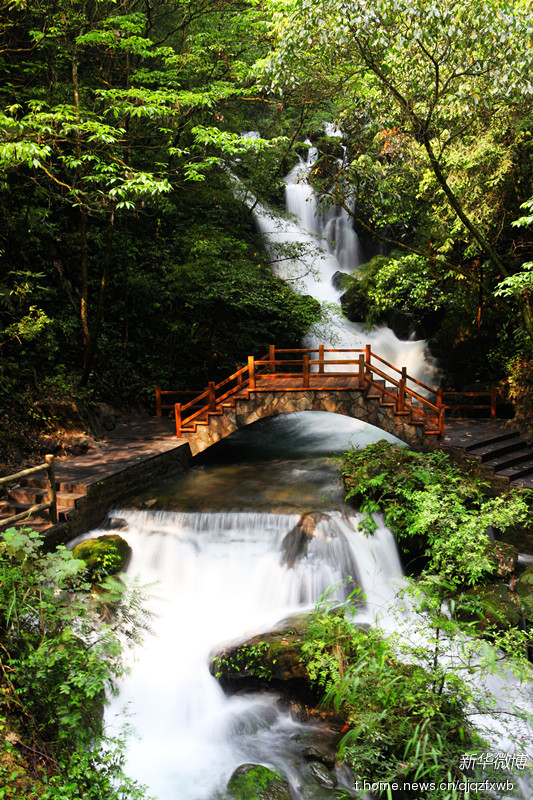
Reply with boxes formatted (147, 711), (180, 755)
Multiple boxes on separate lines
(104, 509), (404, 800)
(252, 142), (439, 387)
(95, 144), (532, 799)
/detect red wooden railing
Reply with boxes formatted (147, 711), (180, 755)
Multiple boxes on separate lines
(156, 345), (448, 439)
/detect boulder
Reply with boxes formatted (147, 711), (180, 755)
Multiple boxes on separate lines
(210, 615), (309, 687)
(516, 565), (533, 623)
(484, 540), (519, 578)
(72, 534), (131, 578)
(281, 513), (327, 568)
(456, 584), (521, 631)
(226, 764), (292, 800)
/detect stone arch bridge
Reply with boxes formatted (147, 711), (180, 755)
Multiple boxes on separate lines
(156, 346), (446, 457)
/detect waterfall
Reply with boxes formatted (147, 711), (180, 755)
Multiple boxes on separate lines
(253, 146), (438, 387)
(104, 509), (404, 800)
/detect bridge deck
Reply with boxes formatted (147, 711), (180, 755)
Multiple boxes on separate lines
(240, 373), (364, 392)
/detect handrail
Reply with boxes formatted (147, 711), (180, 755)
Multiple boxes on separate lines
(158, 344), (494, 442)
(0, 455), (57, 528)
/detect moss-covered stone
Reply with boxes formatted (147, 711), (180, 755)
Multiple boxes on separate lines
(227, 764), (292, 800)
(210, 615), (309, 688)
(72, 534), (130, 578)
(484, 540), (519, 578)
(516, 565), (533, 623)
(456, 584), (521, 630)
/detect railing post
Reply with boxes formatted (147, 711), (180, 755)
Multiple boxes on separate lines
(438, 406), (445, 439)
(398, 367), (407, 412)
(45, 454), (57, 524)
(269, 344), (276, 374)
(358, 354), (364, 387)
(175, 403), (182, 437)
(303, 354), (309, 388)
(318, 344), (324, 375)
(248, 356), (256, 390)
(436, 388), (444, 438)
(490, 387), (497, 419)
(155, 386), (162, 417)
(208, 381), (216, 411)
(365, 344), (372, 377)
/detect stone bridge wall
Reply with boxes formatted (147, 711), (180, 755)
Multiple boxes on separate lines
(184, 389), (431, 456)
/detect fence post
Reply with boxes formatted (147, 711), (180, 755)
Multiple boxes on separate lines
(365, 344), (372, 377)
(490, 387), (497, 419)
(303, 354), (309, 388)
(436, 388), (444, 438)
(155, 386), (162, 417)
(248, 356), (256, 390)
(318, 344), (324, 375)
(269, 344), (276, 374)
(175, 403), (182, 437)
(398, 367), (407, 412)
(208, 381), (216, 411)
(45, 454), (57, 524)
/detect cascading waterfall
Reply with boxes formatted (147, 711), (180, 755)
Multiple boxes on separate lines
(253, 138), (438, 386)
(103, 507), (404, 800)
(95, 148), (533, 800)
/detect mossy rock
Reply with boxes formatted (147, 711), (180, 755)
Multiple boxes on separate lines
(456, 584), (521, 631)
(227, 764), (292, 800)
(516, 565), (533, 623)
(72, 534), (130, 578)
(484, 540), (518, 578)
(210, 615), (309, 687)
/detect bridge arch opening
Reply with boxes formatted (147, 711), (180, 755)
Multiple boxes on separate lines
(195, 411), (405, 464)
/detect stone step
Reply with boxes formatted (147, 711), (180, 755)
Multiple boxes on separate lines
(476, 438), (526, 462)
(20, 476), (87, 494)
(8, 487), (85, 508)
(486, 448), (533, 473)
(465, 430), (521, 454)
(0, 499), (72, 522)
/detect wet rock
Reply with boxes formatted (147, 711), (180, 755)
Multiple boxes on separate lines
(331, 271), (350, 291)
(302, 745), (336, 770)
(516, 565), (533, 623)
(210, 616), (309, 686)
(226, 764), (292, 800)
(456, 584), (521, 630)
(307, 760), (337, 788)
(281, 513), (327, 567)
(484, 540), (519, 578)
(104, 516), (129, 531)
(72, 533), (131, 578)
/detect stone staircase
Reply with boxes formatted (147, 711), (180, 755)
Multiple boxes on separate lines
(364, 378), (441, 437)
(463, 429), (533, 486)
(0, 476), (87, 532)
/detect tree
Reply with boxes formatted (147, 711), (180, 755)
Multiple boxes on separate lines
(264, 0), (533, 338)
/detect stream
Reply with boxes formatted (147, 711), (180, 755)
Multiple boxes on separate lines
(92, 149), (531, 799)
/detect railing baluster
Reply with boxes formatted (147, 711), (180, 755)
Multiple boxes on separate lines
(248, 356), (256, 390)
(358, 354), (364, 387)
(155, 386), (162, 417)
(398, 367), (407, 412)
(45, 454), (57, 524)
(208, 381), (216, 411)
(175, 403), (182, 437)
(365, 343), (372, 377)
(303, 354), (309, 388)
(269, 344), (276, 374)
(490, 387), (497, 419)
(319, 344), (324, 374)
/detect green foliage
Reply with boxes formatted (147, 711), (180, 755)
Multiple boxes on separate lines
(213, 641), (273, 680)
(300, 594), (483, 799)
(341, 441), (529, 587)
(0, 528), (152, 798)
